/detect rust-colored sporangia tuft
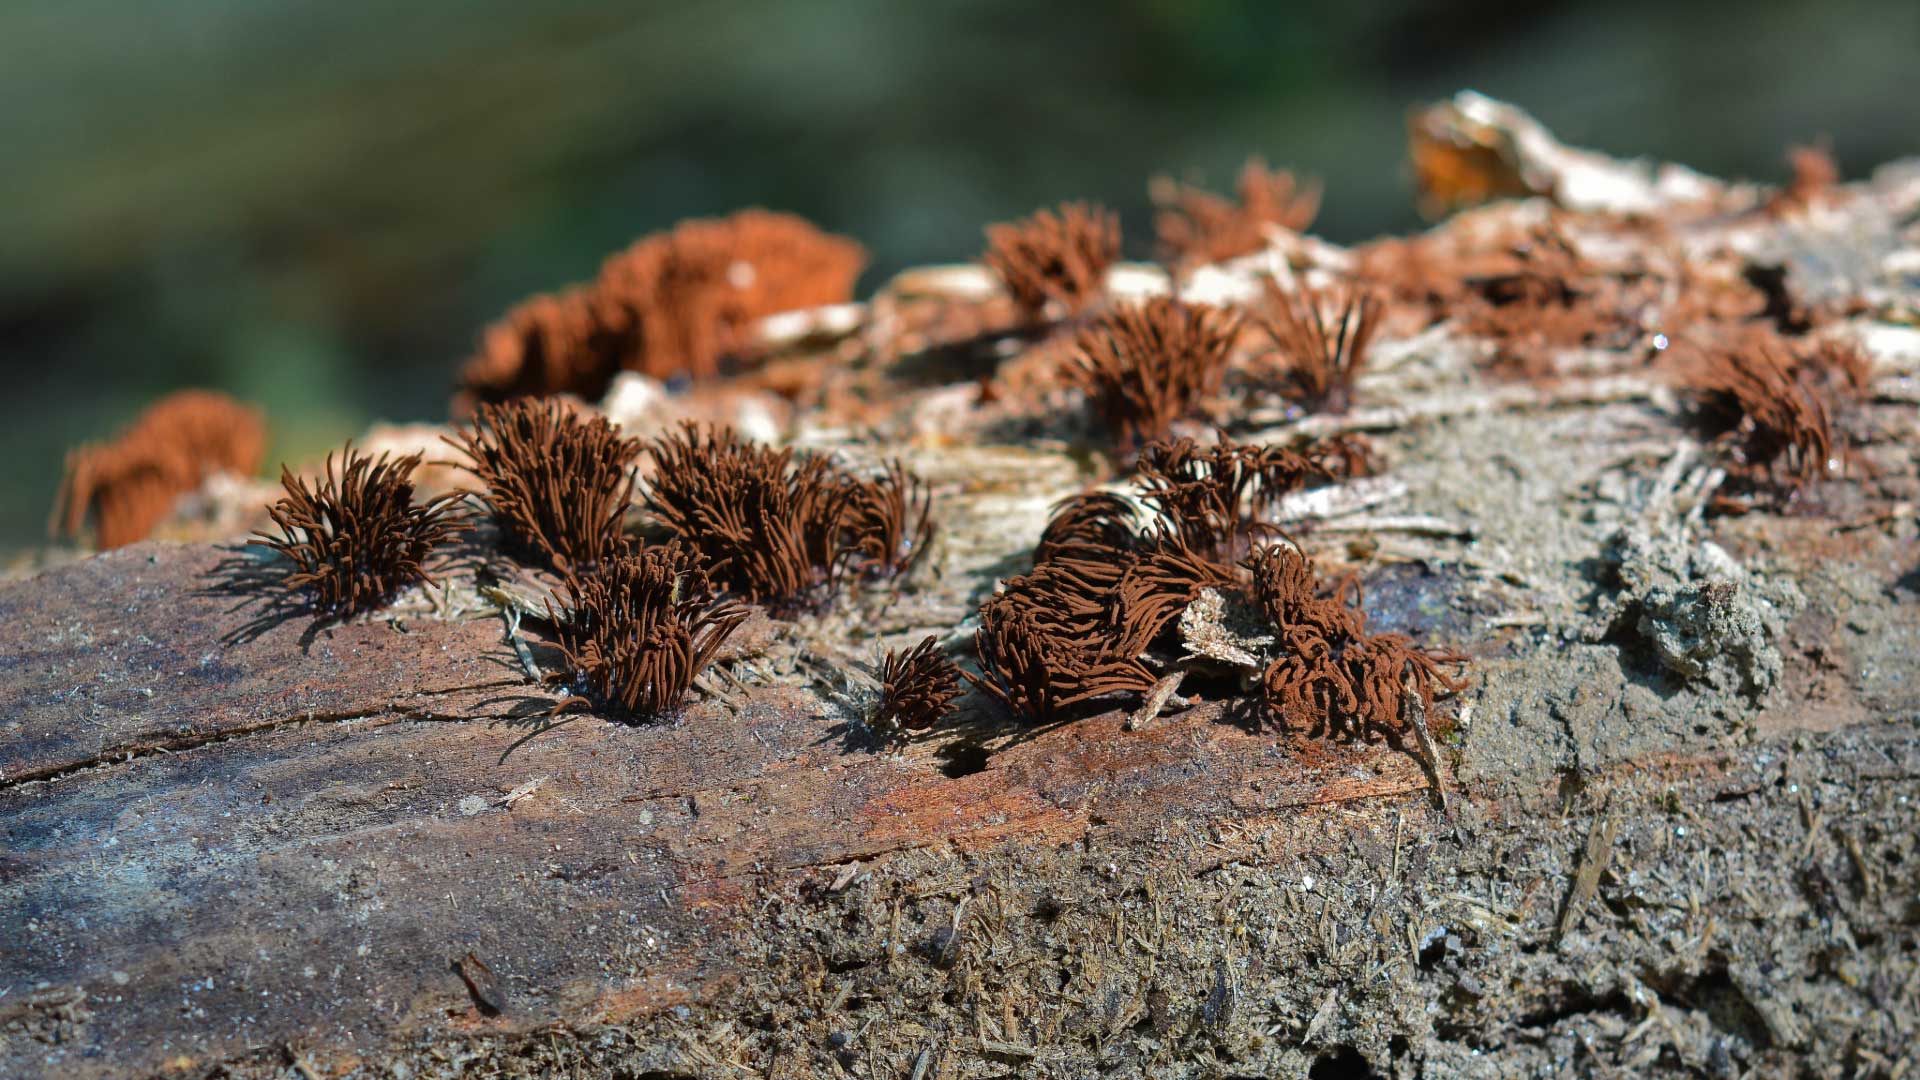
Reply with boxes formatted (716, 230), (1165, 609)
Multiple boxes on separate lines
(255, 445), (465, 618)
(965, 588), (1160, 725)
(447, 399), (643, 574)
(641, 423), (935, 609)
(642, 423), (853, 607)
(1248, 543), (1468, 743)
(455, 210), (865, 409)
(454, 287), (630, 414)
(53, 390), (267, 550)
(547, 542), (749, 719)
(1066, 297), (1242, 452)
(873, 636), (964, 736)
(1153, 158), (1322, 266)
(981, 201), (1121, 318)
(968, 431), (1377, 727)
(1258, 280), (1384, 414)
(1105, 536), (1241, 659)
(1450, 225), (1626, 377)
(1682, 337), (1835, 493)
(598, 208), (868, 380)
(969, 428), (1467, 737)
(1131, 433), (1376, 562)
(1034, 491), (1143, 569)
(843, 459), (936, 580)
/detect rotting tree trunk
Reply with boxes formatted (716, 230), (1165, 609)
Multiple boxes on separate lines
(6, 98), (1920, 1078)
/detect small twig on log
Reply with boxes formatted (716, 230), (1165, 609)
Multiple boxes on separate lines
(1313, 514), (1474, 539)
(1403, 691), (1449, 812)
(481, 584), (545, 683)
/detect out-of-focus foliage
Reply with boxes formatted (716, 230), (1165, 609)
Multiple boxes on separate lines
(2, 0), (1916, 552)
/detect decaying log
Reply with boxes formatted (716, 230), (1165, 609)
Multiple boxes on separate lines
(6, 95), (1920, 1079)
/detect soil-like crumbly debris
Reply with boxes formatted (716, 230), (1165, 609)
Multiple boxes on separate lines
(1598, 525), (1801, 701)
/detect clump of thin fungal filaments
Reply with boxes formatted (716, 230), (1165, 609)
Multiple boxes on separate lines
(1249, 544), (1469, 742)
(1065, 297), (1242, 452)
(872, 636), (965, 736)
(1451, 225), (1631, 377)
(1152, 158), (1322, 266)
(641, 423), (933, 609)
(456, 209), (866, 411)
(447, 399), (643, 575)
(1683, 336), (1837, 496)
(969, 432), (1433, 728)
(1258, 279), (1384, 414)
(844, 459), (936, 581)
(597, 209), (869, 380)
(53, 390), (267, 550)
(454, 287), (629, 413)
(1127, 433), (1377, 563)
(981, 201), (1121, 318)
(255, 446), (465, 618)
(966, 578), (1161, 724)
(546, 542), (748, 719)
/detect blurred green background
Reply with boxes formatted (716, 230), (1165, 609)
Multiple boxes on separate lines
(4, 0), (1916, 555)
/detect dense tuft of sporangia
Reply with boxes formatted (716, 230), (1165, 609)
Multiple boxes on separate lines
(981, 201), (1121, 318)
(1258, 279), (1384, 415)
(447, 398), (643, 574)
(641, 422), (933, 610)
(456, 209), (866, 411)
(874, 636), (965, 736)
(54, 390), (267, 550)
(255, 445), (465, 618)
(546, 541), (749, 719)
(1066, 297), (1242, 453)
(969, 431), (1465, 735)
(1681, 332), (1840, 499)
(1152, 157), (1322, 266)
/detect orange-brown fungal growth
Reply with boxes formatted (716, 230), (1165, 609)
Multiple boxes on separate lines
(641, 423), (935, 609)
(1034, 491), (1142, 569)
(1153, 158), (1322, 265)
(454, 287), (629, 414)
(873, 636), (963, 735)
(1249, 544), (1468, 743)
(255, 446), (465, 618)
(597, 209), (868, 380)
(454, 210), (865, 409)
(969, 431), (1374, 727)
(966, 587), (1159, 725)
(1131, 434), (1375, 562)
(547, 542), (749, 719)
(1451, 225), (1626, 376)
(979, 430), (1465, 738)
(447, 399), (643, 574)
(1258, 281), (1383, 414)
(1066, 298), (1241, 452)
(642, 424), (855, 607)
(981, 201), (1121, 318)
(1683, 338), (1835, 494)
(844, 459), (935, 581)
(53, 390), (267, 550)
(1801, 336), (1875, 401)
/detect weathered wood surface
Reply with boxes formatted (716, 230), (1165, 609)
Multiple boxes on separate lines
(0, 543), (1428, 1078)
